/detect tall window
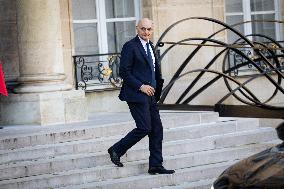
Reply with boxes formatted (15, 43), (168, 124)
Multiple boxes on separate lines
(72, 0), (141, 90)
(225, 0), (282, 43)
(225, 0), (283, 76)
(72, 0), (141, 55)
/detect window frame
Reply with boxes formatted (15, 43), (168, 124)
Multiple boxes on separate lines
(72, 0), (141, 90)
(225, 0), (282, 41)
(72, 0), (141, 55)
(224, 0), (283, 76)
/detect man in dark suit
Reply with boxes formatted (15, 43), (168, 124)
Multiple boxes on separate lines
(108, 18), (175, 175)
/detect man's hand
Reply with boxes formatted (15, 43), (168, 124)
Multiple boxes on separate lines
(140, 84), (155, 96)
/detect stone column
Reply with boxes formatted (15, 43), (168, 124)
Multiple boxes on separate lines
(0, 0), (87, 125)
(14, 0), (71, 93)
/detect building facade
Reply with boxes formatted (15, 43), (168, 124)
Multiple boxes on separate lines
(0, 0), (283, 125)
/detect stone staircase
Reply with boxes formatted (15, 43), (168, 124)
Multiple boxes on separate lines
(0, 111), (279, 189)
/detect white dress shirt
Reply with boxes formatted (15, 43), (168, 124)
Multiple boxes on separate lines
(138, 36), (155, 71)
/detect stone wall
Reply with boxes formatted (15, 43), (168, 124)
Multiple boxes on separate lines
(86, 90), (128, 113)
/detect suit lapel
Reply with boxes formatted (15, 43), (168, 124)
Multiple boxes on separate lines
(135, 36), (152, 67)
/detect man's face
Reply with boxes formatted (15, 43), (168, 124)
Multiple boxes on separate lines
(136, 19), (153, 42)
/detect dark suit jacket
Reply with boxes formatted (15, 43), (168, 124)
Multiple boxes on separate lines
(119, 35), (164, 103)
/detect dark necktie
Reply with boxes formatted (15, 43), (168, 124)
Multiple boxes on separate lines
(146, 43), (156, 88)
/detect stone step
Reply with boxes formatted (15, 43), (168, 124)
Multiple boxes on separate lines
(0, 140), (264, 189)
(0, 112), (219, 150)
(0, 127), (276, 180)
(152, 178), (215, 189)
(56, 161), (236, 189)
(232, 118), (259, 131)
(0, 120), (261, 165)
(214, 127), (276, 148)
(0, 141), (275, 189)
(126, 127), (276, 163)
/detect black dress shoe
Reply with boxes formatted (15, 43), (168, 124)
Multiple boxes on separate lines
(148, 166), (175, 175)
(108, 148), (124, 167)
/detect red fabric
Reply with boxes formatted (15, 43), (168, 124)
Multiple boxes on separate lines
(0, 62), (8, 96)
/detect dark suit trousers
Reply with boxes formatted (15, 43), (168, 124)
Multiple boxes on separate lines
(111, 96), (163, 166)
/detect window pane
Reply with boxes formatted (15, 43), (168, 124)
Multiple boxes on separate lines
(72, 0), (97, 20)
(105, 0), (135, 18)
(225, 0), (243, 13)
(252, 14), (276, 40)
(107, 21), (136, 52)
(73, 23), (99, 54)
(226, 15), (244, 43)
(250, 0), (275, 12)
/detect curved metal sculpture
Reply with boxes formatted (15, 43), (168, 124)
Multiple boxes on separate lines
(156, 17), (284, 118)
